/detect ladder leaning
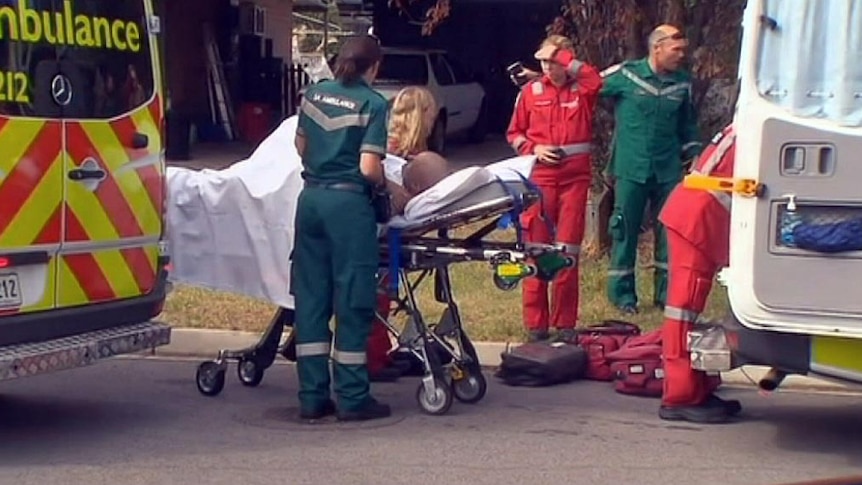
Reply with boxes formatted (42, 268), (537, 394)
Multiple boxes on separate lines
(204, 25), (236, 141)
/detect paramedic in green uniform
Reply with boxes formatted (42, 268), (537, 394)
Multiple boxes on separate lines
(291, 35), (391, 422)
(600, 24), (703, 314)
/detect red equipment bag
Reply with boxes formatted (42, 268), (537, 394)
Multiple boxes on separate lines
(605, 330), (664, 397)
(575, 320), (641, 381)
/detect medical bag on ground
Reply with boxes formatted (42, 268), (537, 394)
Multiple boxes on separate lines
(575, 320), (641, 381)
(496, 341), (588, 387)
(605, 330), (664, 397)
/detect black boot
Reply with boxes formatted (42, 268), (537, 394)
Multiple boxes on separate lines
(336, 398), (392, 422)
(706, 394), (742, 416)
(659, 399), (729, 424)
(299, 399), (336, 420)
(527, 330), (550, 342)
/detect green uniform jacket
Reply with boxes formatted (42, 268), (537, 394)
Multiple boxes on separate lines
(297, 79), (389, 188)
(600, 58), (703, 184)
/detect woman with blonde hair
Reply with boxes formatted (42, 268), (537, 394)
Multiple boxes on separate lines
(387, 86), (438, 158)
(366, 86), (448, 382)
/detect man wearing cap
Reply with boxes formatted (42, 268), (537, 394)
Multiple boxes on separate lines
(600, 24), (704, 315)
(506, 34), (602, 342)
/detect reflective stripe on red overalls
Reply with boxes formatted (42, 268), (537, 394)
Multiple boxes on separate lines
(657, 124), (736, 407)
(505, 51), (602, 331)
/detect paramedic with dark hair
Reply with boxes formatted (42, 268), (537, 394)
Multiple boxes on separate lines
(292, 34), (392, 422)
(506, 34), (603, 343)
(656, 124), (742, 424)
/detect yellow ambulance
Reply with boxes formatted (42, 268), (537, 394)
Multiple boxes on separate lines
(0, 0), (171, 380)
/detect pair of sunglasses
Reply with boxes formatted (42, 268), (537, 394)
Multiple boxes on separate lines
(656, 31), (686, 43)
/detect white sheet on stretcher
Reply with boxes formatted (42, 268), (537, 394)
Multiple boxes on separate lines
(165, 115), (535, 308)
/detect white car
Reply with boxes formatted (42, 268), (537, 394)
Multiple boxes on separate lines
(371, 47), (489, 153)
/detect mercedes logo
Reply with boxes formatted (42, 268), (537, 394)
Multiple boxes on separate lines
(51, 74), (73, 106)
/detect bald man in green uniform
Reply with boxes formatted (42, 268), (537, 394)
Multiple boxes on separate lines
(292, 35), (391, 422)
(600, 24), (703, 314)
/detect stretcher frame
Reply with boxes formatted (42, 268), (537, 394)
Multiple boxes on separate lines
(194, 177), (575, 415)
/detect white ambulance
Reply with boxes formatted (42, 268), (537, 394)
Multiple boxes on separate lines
(689, 0), (862, 390)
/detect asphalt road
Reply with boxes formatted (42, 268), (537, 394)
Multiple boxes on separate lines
(1, 357), (861, 485)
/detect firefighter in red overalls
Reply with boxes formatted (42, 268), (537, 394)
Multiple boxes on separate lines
(657, 124), (743, 424)
(506, 35), (602, 342)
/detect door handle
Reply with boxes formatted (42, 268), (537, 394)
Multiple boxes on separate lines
(131, 132), (149, 149)
(68, 168), (106, 181)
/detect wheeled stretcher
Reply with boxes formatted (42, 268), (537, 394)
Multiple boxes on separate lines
(166, 116), (574, 415)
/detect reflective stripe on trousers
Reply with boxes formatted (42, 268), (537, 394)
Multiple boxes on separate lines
(332, 349), (367, 365)
(664, 305), (700, 324)
(295, 343), (368, 365)
(296, 342), (332, 357)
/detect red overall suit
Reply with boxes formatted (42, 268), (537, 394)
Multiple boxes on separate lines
(657, 124), (736, 407)
(506, 50), (602, 332)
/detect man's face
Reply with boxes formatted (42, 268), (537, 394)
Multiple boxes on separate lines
(540, 59), (567, 85)
(654, 35), (687, 72)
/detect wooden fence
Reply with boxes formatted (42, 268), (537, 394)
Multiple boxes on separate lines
(283, 63), (313, 117)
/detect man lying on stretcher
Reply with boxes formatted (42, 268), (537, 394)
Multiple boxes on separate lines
(386, 151), (451, 216)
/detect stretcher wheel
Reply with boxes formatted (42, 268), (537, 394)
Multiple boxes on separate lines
(452, 369), (487, 404)
(493, 274), (519, 291)
(237, 358), (265, 387)
(196, 361), (226, 397)
(416, 377), (453, 416)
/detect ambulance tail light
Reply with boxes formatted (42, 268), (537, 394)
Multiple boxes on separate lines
(0, 257), (9, 269)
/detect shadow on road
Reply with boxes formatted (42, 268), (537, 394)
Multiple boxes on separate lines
(765, 401), (862, 468)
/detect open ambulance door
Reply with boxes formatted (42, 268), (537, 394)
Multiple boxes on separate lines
(728, 0), (862, 381)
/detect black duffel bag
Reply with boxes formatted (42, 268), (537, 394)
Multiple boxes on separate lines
(495, 341), (588, 387)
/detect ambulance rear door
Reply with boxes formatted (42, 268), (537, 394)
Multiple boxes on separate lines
(54, 0), (164, 309)
(0, 0), (64, 320)
(730, 0), (862, 337)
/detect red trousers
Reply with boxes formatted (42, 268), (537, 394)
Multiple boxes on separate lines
(520, 176), (590, 331)
(366, 274), (393, 374)
(661, 228), (722, 407)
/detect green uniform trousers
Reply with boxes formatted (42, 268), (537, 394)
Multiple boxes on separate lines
(606, 176), (678, 309)
(291, 186), (379, 413)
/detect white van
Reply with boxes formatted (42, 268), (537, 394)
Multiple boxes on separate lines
(689, 0), (862, 390)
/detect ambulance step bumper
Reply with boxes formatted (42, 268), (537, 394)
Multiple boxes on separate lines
(0, 321), (171, 381)
(687, 323), (732, 372)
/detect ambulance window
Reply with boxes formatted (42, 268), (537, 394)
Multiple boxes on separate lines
(57, 0), (155, 119)
(0, 0), (61, 118)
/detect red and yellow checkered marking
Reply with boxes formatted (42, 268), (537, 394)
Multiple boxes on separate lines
(60, 95), (164, 307)
(0, 119), (62, 315)
(0, 93), (165, 313)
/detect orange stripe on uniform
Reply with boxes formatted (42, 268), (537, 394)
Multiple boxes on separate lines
(65, 122), (144, 238)
(63, 205), (116, 301)
(110, 115), (161, 216)
(0, 122), (60, 235)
